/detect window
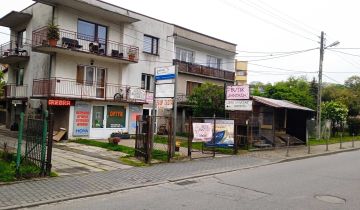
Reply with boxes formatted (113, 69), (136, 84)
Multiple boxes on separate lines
(76, 65), (106, 88)
(77, 19), (107, 52)
(15, 68), (24, 86)
(17, 30), (26, 48)
(143, 35), (159, 55)
(176, 47), (194, 63)
(141, 73), (154, 91)
(236, 70), (247, 76)
(207, 55), (222, 69)
(106, 105), (126, 128)
(92, 106), (104, 128)
(186, 81), (202, 96)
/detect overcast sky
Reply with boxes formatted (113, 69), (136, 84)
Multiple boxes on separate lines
(1, 0), (359, 84)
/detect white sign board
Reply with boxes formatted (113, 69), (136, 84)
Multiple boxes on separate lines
(192, 123), (213, 142)
(226, 85), (250, 100)
(155, 66), (175, 80)
(146, 92), (154, 104)
(155, 83), (175, 98)
(129, 88), (146, 101)
(225, 100), (253, 111)
(156, 98), (173, 109)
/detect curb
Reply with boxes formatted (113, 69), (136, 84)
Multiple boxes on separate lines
(1, 147), (359, 209)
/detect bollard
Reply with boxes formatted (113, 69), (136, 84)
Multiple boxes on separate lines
(326, 137), (329, 151)
(352, 133), (355, 148)
(286, 137), (290, 157)
(340, 133), (343, 149)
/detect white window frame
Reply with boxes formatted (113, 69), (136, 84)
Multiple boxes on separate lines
(176, 47), (194, 63)
(207, 55), (222, 69)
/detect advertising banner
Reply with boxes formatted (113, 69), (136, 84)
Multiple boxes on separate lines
(156, 98), (173, 109)
(226, 85), (250, 100)
(129, 88), (146, 101)
(128, 105), (142, 134)
(204, 119), (234, 144)
(73, 102), (91, 136)
(192, 123), (213, 142)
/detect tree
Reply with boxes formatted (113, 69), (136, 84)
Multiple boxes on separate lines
(322, 101), (348, 136)
(345, 75), (360, 90)
(259, 76), (316, 109)
(188, 82), (225, 117)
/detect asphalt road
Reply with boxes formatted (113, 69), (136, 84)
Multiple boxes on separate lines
(29, 150), (360, 210)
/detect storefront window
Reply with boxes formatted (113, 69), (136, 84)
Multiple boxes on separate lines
(106, 105), (126, 128)
(92, 106), (104, 128)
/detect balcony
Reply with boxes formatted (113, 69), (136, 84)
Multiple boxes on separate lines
(32, 27), (139, 63)
(0, 41), (30, 64)
(174, 59), (234, 82)
(5, 84), (28, 99)
(32, 78), (147, 103)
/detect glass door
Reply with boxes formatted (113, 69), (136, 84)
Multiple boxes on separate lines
(92, 106), (105, 128)
(96, 68), (106, 98)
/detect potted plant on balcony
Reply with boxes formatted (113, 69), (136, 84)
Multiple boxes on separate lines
(47, 23), (60, 47)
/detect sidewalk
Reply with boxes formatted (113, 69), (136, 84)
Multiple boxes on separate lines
(0, 138), (359, 209)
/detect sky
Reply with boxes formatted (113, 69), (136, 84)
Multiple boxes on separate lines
(1, 0), (360, 84)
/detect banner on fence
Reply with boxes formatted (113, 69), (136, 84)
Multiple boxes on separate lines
(204, 119), (234, 144)
(192, 123), (213, 142)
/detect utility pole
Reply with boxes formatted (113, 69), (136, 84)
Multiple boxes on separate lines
(317, 31), (325, 140)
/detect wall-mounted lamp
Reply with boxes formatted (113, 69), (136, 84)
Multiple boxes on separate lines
(90, 59), (94, 66)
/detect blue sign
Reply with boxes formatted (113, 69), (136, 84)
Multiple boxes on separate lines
(155, 73), (176, 80)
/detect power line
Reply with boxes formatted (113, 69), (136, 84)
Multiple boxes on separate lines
(218, 0), (319, 43)
(246, 48), (318, 62)
(237, 0), (319, 38)
(327, 49), (360, 58)
(248, 63), (315, 73)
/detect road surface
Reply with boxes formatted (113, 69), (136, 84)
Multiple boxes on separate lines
(29, 150), (360, 210)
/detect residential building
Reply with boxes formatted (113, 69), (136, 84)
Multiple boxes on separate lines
(235, 60), (247, 85)
(173, 25), (236, 132)
(0, 0), (236, 138)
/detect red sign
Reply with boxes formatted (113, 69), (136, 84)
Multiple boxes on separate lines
(48, 99), (72, 106)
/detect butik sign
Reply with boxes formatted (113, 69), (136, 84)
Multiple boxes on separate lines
(155, 66), (175, 80)
(226, 85), (250, 100)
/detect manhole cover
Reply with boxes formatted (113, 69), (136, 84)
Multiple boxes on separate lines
(315, 195), (346, 204)
(175, 180), (197, 186)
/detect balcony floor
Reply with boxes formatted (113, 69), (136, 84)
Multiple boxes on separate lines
(0, 55), (29, 64)
(32, 46), (137, 64)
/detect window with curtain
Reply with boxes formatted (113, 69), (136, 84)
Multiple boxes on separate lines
(207, 55), (222, 69)
(176, 47), (194, 63)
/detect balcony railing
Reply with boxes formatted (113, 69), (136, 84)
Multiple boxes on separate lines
(32, 27), (139, 63)
(32, 78), (147, 103)
(5, 84), (28, 98)
(0, 41), (30, 64)
(174, 59), (234, 81)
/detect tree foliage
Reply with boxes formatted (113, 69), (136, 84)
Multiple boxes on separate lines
(252, 76), (316, 109)
(322, 101), (348, 136)
(188, 82), (225, 117)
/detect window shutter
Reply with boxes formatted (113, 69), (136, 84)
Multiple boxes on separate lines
(77, 65), (84, 84)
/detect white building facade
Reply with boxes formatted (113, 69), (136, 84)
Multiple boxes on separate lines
(0, 0), (236, 139)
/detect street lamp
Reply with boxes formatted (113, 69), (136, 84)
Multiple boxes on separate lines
(317, 31), (340, 140)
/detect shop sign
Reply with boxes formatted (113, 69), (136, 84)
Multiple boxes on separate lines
(156, 98), (173, 109)
(106, 105), (126, 128)
(129, 105), (142, 134)
(48, 99), (73, 106)
(192, 123), (213, 142)
(12, 100), (22, 105)
(155, 83), (174, 98)
(225, 100), (253, 111)
(226, 85), (250, 100)
(146, 92), (154, 104)
(155, 66), (175, 80)
(73, 102), (91, 136)
(129, 88), (146, 101)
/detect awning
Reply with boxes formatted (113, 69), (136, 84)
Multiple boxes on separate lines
(252, 96), (314, 112)
(33, 0), (139, 23)
(0, 11), (32, 28)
